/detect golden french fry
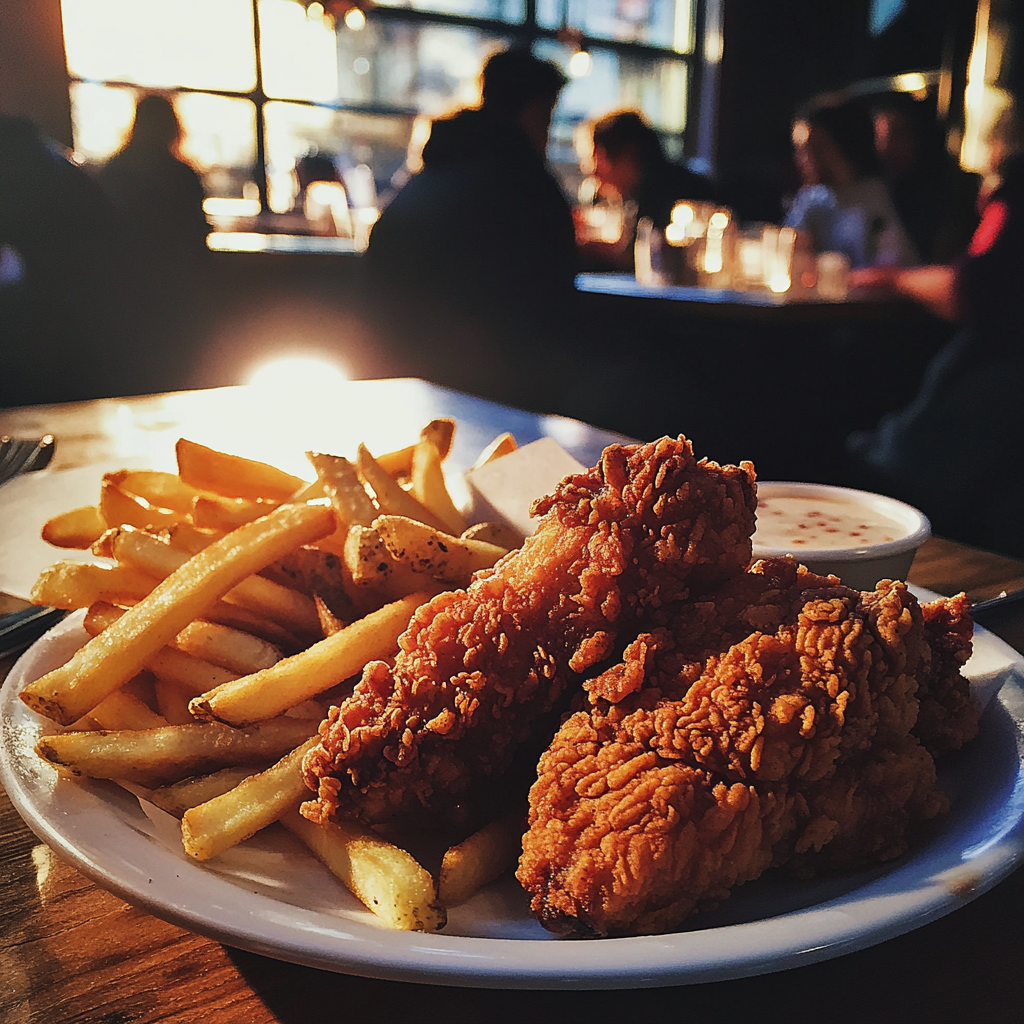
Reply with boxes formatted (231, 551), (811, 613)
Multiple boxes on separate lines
(84, 601), (244, 694)
(306, 452), (377, 528)
(34, 716), (317, 786)
(201, 601), (302, 652)
(471, 432), (517, 470)
(356, 445), (449, 531)
(20, 501), (336, 726)
(189, 592), (430, 726)
(87, 688), (168, 731)
(411, 439), (466, 536)
(181, 738), (318, 860)
(439, 810), (525, 905)
(163, 521), (221, 554)
(374, 516), (507, 583)
(112, 470), (204, 516)
(111, 525), (322, 638)
(191, 495), (279, 532)
(460, 521), (523, 551)
(41, 505), (106, 549)
(148, 766), (263, 817)
(282, 807), (446, 932)
(30, 562), (160, 610)
(153, 676), (197, 725)
(176, 438), (306, 502)
(373, 418), (456, 478)
(100, 475), (182, 531)
(172, 619), (281, 675)
(315, 594), (347, 636)
(343, 524), (426, 594)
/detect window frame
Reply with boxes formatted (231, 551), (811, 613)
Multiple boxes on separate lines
(63, 0), (709, 209)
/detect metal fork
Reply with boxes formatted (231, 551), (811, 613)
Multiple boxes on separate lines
(0, 434), (56, 487)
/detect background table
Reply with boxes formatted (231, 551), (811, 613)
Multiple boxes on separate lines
(2, 384), (1022, 1023)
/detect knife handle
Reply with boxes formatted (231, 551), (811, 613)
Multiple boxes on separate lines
(0, 605), (67, 659)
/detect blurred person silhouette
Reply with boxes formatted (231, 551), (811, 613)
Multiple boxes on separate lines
(97, 94), (211, 391)
(364, 48), (576, 410)
(872, 91), (979, 264)
(847, 101), (1024, 556)
(785, 100), (918, 268)
(98, 94), (210, 261)
(0, 115), (133, 407)
(577, 109), (717, 270)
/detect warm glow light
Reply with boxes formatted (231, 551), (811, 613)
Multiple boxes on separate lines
(671, 202), (694, 225)
(664, 222), (687, 244)
(307, 2), (324, 18)
(568, 49), (593, 78)
(203, 197), (262, 217)
(248, 357), (349, 391)
(709, 210), (729, 230)
(893, 72), (927, 94)
(344, 6), (366, 30)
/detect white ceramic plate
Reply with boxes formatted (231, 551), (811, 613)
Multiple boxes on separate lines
(3, 598), (1024, 990)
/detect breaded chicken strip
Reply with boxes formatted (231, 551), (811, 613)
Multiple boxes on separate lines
(519, 562), (972, 937)
(302, 437), (756, 825)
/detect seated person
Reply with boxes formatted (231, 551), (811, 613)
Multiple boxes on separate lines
(785, 100), (917, 268)
(577, 110), (717, 270)
(871, 91), (980, 264)
(846, 106), (1024, 556)
(363, 48), (575, 409)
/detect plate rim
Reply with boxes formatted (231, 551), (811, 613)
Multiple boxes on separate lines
(3, 605), (1024, 990)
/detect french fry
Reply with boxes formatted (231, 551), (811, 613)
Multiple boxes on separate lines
(189, 592), (430, 726)
(191, 495), (278, 532)
(34, 716), (317, 786)
(356, 445), (449, 531)
(84, 601), (246, 694)
(153, 676), (197, 725)
(471, 432), (517, 470)
(99, 475), (182, 531)
(172, 619), (281, 674)
(373, 418), (456, 477)
(176, 438), (306, 502)
(110, 525), (322, 638)
(282, 807), (446, 932)
(112, 470), (204, 516)
(411, 438), (466, 536)
(439, 810), (525, 905)
(148, 766), (262, 817)
(181, 738), (318, 860)
(201, 601), (302, 651)
(343, 525), (426, 594)
(460, 521), (524, 551)
(87, 688), (169, 731)
(41, 505), (106, 549)
(30, 562), (160, 610)
(315, 594), (347, 636)
(20, 501), (336, 726)
(374, 516), (507, 583)
(306, 452), (377, 528)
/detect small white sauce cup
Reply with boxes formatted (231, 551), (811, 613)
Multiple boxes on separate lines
(752, 481), (932, 592)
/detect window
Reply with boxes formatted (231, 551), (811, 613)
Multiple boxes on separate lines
(61, 0), (702, 227)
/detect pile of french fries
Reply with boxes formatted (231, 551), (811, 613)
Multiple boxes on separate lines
(19, 420), (528, 932)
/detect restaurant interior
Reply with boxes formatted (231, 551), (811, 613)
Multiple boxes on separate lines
(4, 3), (1024, 1020)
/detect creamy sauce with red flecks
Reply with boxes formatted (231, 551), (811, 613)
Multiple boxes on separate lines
(754, 494), (906, 550)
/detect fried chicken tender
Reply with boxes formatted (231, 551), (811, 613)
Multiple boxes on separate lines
(302, 437), (757, 825)
(518, 560), (974, 937)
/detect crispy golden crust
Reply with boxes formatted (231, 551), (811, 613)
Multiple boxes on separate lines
(302, 437), (757, 825)
(518, 564), (970, 937)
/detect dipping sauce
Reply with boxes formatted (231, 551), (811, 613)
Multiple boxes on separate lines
(754, 494), (907, 550)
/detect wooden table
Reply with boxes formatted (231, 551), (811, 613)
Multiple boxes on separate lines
(2, 385), (1023, 1023)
